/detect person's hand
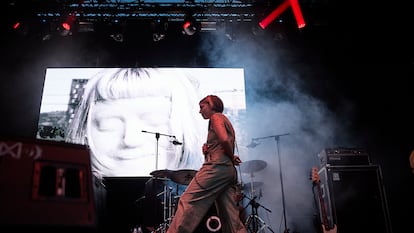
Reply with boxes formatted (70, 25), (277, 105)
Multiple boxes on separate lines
(202, 143), (209, 155)
(233, 155), (242, 166)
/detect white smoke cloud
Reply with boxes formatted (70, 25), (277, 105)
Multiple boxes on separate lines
(198, 23), (361, 233)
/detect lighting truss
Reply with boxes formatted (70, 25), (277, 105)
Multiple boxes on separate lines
(33, 1), (259, 22)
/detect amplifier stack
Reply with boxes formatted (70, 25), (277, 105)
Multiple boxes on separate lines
(315, 147), (392, 233)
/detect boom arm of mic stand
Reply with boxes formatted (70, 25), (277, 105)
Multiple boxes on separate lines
(251, 133), (290, 141)
(142, 130), (176, 138)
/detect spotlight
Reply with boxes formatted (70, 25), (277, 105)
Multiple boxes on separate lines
(58, 14), (77, 36)
(224, 20), (236, 41)
(110, 33), (124, 42)
(153, 33), (165, 42)
(182, 14), (198, 36)
(12, 20), (29, 36)
(151, 18), (168, 42)
(13, 22), (21, 30)
(108, 20), (126, 42)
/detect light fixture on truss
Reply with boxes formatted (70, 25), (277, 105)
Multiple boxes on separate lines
(182, 12), (199, 36)
(151, 18), (168, 42)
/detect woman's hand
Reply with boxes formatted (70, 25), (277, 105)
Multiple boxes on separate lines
(233, 155), (242, 166)
(202, 143), (209, 155)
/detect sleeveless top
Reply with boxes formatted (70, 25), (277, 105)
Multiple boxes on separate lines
(205, 112), (235, 162)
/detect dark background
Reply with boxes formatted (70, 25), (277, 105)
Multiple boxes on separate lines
(0, 1), (413, 233)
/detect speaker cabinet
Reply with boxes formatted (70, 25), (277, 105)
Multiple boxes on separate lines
(317, 165), (392, 233)
(0, 139), (96, 231)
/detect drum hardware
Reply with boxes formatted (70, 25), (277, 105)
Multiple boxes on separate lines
(149, 184), (174, 233)
(153, 181), (180, 233)
(194, 203), (222, 233)
(243, 181), (264, 199)
(243, 194), (274, 233)
(240, 166), (272, 233)
(149, 170), (195, 233)
(206, 215), (222, 232)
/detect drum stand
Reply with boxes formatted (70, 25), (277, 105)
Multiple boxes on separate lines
(240, 160), (272, 233)
(244, 194), (274, 233)
(153, 182), (178, 233)
(148, 169), (195, 233)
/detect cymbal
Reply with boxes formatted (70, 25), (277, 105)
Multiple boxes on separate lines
(169, 169), (197, 185)
(150, 169), (173, 178)
(240, 160), (267, 173)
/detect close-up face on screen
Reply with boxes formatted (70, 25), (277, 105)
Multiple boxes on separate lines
(37, 67), (246, 177)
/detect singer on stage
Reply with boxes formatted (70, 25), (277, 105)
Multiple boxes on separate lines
(167, 95), (247, 233)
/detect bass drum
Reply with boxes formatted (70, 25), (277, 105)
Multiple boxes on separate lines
(195, 203), (222, 233)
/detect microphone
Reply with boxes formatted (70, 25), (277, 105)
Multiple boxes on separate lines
(246, 140), (259, 148)
(172, 140), (183, 145)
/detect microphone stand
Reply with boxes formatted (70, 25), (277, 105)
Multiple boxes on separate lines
(249, 133), (290, 233)
(142, 130), (177, 171)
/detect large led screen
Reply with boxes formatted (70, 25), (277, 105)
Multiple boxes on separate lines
(37, 68), (246, 177)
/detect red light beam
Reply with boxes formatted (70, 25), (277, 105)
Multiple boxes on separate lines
(289, 0), (306, 28)
(258, 0), (306, 29)
(258, 0), (290, 29)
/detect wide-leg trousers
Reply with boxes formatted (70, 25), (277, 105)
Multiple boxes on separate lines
(167, 158), (247, 233)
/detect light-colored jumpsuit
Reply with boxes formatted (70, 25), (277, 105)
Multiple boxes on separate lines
(167, 113), (247, 233)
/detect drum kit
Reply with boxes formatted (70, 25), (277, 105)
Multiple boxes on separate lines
(136, 159), (272, 233)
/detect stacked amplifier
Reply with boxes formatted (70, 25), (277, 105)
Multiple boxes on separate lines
(317, 147), (370, 167)
(315, 147), (392, 233)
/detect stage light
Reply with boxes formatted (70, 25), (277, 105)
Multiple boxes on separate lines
(12, 22), (27, 36)
(182, 14), (198, 36)
(13, 22), (21, 30)
(108, 20), (126, 42)
(151, 18), (168, 42)
(289, 0), (306, 29)
(12, 19), (30, 36)
(110, 33), (124, 42)
(58, 14), (77, 36)
(258, 0), (290, 29)
(223, 20), (236, 41)
(259, 0), (306, 29)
